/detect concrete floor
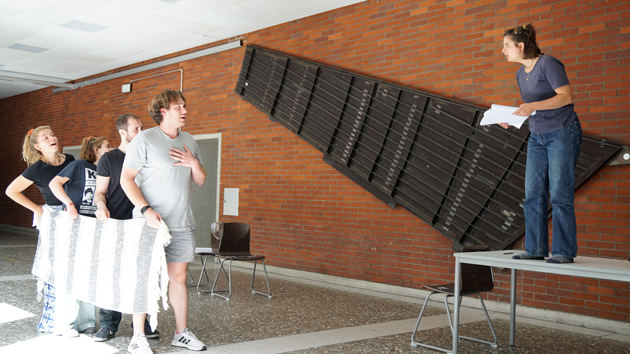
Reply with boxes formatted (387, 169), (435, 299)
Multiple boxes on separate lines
(1, 231), (629, 354)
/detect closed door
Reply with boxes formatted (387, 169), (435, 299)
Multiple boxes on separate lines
(192, 134), (221, 247)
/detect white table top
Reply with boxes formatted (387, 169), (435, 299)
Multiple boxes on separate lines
(454, 250), (630, 282)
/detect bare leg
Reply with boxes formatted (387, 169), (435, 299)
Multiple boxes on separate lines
(132, 313), (146, 337)
(168, 262), (189, 332)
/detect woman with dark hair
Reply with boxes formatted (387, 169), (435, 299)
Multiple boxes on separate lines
(5, 126), (75, 333)
(50, 136), (111, 219)
(49, 136), (111, 336)
(501, 23), (582, 264)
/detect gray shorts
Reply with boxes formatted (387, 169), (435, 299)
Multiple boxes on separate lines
(165, 229), (196, 263)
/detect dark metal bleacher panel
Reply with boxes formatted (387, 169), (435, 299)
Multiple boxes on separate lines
(234, 45), (626, 250)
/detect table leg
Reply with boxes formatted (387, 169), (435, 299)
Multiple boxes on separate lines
(452, 257), (461, 354)
(510, 268), (517, 346)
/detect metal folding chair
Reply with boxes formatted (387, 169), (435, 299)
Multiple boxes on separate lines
(209, 222), (271, 300)
(411, 244), (498, 352)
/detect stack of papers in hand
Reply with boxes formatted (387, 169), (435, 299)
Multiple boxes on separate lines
(195, 247), (214, 254)
(480, 104), (535, 129)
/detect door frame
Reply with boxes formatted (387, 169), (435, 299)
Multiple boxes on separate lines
(193, 133), (221, 223)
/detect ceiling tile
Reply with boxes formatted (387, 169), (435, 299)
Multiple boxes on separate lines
(173, 22), (222, 36)
(35, 46), (86, 63)
(0, 0), (46, 12)
(35, 0), (114, 16)
(0, 81), (48, 98)
(20, 27), (93, 51)
(44, 60), (95, 75)
(195, 13), (249, 30)
(179, 0), (240, 14)
(0, 5), (25, 24)
(0, 61), (49, 74)
(74, 0), (168, 27)
(0, 48), (38, 65)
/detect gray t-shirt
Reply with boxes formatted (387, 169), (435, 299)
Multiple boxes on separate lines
(516, 54), (577, 134)
(123, 126), (204, 231)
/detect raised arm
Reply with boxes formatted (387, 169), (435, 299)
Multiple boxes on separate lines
(120, 166), (163, 228)
(49, 176), (77, 219)
(5, 175), (42, 217)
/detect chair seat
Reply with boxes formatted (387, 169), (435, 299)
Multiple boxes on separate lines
(423, 283), (493, 296)
(219, 254), (265, 261)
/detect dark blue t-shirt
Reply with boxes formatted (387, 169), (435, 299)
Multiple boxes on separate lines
(516, 54), (578, 134)
(56, 159), (97, 217)
(21, 154), (75, 206)
(96, 148), (134, 220)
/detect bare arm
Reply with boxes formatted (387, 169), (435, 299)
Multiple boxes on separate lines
(191, 163), (207, 186)
(513, 84), (574, 117)
(5, 175), (43, 217)
(120, 166), (163, 228)
(169, 145), (207, 186)
(94, 175), (110, 221)
(49, 176), (78, 219)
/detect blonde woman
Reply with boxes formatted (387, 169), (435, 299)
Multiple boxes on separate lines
(5, 126), (75, 333)
(49, 136), (111, 336)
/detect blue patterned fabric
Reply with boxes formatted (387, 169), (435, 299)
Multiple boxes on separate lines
(35, 204), (64, 333)
(37, 282), (55, 333)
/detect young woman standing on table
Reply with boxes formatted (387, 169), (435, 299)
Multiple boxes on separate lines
(500, 23), (582, 264)
(49, 136), (112, 336)
(5, 126), (75, 333)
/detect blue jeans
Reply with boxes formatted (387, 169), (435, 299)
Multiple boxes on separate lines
(523, 119), (582, 258)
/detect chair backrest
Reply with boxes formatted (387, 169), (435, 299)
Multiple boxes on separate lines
(460, 244), (494, 294)
(217, 222), (252, 256)
(210, 222), (224, 252)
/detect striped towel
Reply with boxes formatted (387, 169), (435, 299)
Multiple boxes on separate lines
(32, 207), (171, 330)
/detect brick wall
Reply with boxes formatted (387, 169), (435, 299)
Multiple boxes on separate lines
(1, 0), (628, 322)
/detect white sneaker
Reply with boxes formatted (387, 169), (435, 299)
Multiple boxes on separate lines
(128, 334), (153, 354)
(55, 328), (79, 338)
(171, 328), (206, 351)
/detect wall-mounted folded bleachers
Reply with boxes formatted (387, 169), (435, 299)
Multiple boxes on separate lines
(234, 45), (625, 250)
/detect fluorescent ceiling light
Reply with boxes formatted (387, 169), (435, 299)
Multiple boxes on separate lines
(61, 20), (108, 33)
(8, 44), (48, 53)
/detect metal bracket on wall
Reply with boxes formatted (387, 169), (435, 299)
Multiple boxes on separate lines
(234, 45), (626, 250)
(608, 145), (630, 166)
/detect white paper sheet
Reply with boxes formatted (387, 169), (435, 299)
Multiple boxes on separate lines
(480, 104), (535, 129)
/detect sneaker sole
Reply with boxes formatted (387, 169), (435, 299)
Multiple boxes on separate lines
(94, 334), (115, 342)
(145, 333), (159, 339)
(171, 342), (206, 351)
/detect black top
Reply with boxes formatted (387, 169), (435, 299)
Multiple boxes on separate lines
(57, 159), (97, 216)
(96, 148), (134, 220)
(21, 154), (75, 205)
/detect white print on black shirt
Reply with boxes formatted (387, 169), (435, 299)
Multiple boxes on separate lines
(80, 168), (97, 215)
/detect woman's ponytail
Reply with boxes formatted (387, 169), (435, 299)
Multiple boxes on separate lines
(504, 23), (542, 59)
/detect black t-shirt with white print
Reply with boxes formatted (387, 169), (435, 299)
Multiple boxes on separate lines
(56, 159), (98, 217)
